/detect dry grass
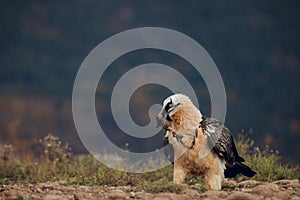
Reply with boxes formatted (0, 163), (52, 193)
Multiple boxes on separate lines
(235, 130), (299, 182)
(0, 132), (299, 191)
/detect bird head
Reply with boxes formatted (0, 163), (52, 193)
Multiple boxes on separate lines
(156, 94), (192, 128)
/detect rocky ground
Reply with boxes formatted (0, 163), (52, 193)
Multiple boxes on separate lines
(0, 179), (299, 200)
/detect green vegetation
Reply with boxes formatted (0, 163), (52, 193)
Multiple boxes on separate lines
(235, 131), (300, 182)
(0, 134), (177, 192)
(0, 133), (299, 192)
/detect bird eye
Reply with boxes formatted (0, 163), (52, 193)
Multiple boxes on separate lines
(164, 102), (173, 112)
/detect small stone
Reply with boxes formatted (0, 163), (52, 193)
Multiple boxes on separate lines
(135, 191), (152, 199)
(275, 191), (291, 200)
(226, 191), (257, 200)
(36, 187), (43, 193)
(251, 184), (280, 197)
(181, 188), (200, 198)
(74, 192), (95, 200)
(44, 194), (67, 200)
(129, 191), (136, 198)
(272, 179), (299, 185)
(223, 179), (238, 188)
(153, 197), (169, 200)
(291, 197), (300, 200)
(78, 185), (90, 192)
(57, 180), (68, 185)
(154, 192), (182, 200)
(107, 189), (127, 199)
(0, 189), (25, 200)
(30, 194), (42, 199)
(61, 186), (76, 193)
(202, 190), (228, 199)
(271, 198), (281, 200)
(238, 180), (262, 188)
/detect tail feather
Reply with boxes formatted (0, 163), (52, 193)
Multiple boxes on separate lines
(230, 136), (245, 163)
(225, 162), (256, 178)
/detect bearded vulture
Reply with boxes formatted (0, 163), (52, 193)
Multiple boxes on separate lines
(157, 94), (256, 190)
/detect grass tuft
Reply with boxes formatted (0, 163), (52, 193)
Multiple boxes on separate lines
(235, 130), (300, 181)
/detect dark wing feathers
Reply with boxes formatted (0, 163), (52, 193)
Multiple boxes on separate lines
(200, 117), (238, 164)
(200, 117), (256, 177)
(230, 135), (245, 162)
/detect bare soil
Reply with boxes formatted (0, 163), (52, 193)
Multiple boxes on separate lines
(0, 179), (299, 200)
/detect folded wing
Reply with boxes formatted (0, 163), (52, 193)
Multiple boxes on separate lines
(200, 117), (256, 178)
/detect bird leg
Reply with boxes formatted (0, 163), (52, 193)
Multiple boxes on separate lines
(173, 161), (187, 184)
(204, 154), (224, 190)
(204, 169), (222, 190)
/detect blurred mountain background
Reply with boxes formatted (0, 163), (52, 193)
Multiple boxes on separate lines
(0, 1), (299, 164)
